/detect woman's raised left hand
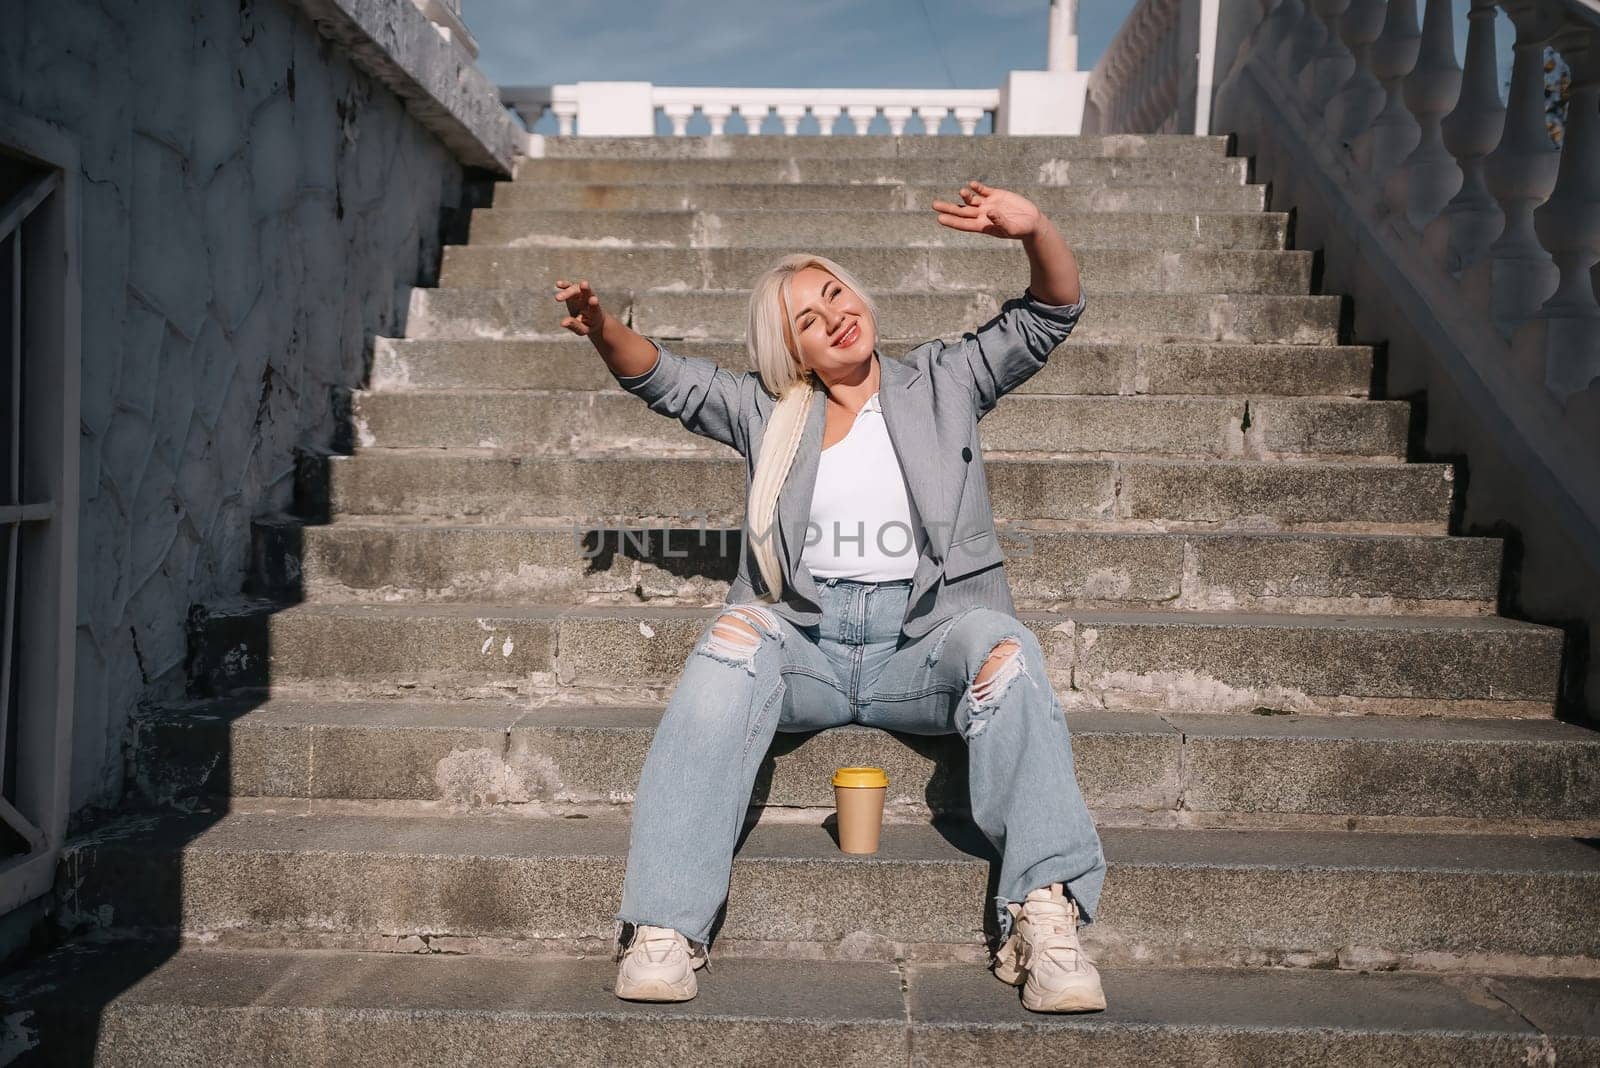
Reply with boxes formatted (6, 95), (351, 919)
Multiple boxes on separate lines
(930, 180), (1043, 240)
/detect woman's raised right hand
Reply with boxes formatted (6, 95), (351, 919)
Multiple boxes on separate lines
(553, 278), (605, 336)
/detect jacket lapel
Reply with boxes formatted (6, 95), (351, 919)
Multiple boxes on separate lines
(876, 349), (956, 563)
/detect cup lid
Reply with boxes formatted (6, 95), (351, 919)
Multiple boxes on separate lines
(832, 766), (888, 788)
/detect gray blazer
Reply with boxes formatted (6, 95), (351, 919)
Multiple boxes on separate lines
(612, 284), (1089, 641)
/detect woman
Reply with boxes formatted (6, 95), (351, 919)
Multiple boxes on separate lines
(553, 180), (1107, 1014)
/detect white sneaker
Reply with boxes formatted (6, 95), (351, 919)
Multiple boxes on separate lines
(613, 923), (708, 1002)
(991, 883), (1107, 1013)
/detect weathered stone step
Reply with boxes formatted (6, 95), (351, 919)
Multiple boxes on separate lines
(465, 208), (1289, 250)
(513, 153), (1254, 187)
(491, 179), (1269, 213)
(130, 697), (1600, 827)
(303, 452), (1453, 533)
(530, 133), (1236, 161)
(188, 601), (1560, 716)
(250, 516), (1500, 616)
(407, 288), (1336, 345)
(14, 941), (1595, 1067)
(52, 809), (1600, 971)
(372, 337), (1376, 397)
(347, 390), (1408, 461)
(439, 245), (1312, 295)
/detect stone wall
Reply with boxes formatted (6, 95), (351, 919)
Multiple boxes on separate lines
(0, 0), (476, 821)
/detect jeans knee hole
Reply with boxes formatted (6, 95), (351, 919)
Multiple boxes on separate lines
(967, 639), (1028, 731)
(699, 606), (780, 674)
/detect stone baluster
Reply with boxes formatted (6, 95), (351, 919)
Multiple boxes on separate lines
(1217, 0), (1291, 131)
(737, 102), (771, 135)
(1467, 0), (1563, 335)
(1327, 0), (1389, 145)
(1353, 0), (1421, 176)
(551, 100), (578, 136)
(703, 103), (733, 136)
(1389, 0), (1461, 225)
(1424, 0), (1504, 271)
(1299, 0), (1355, 118)
(953, 105), (987, 135)
(1279, 0), (1323, 81)
(1531, 20), (1600, 396)
(848, 104), (878, 135)
(917, 105), (949, 135)
(1257, 0), (1302, 59)
(776, 104), (807, 136)
(813, 105), (843, 136)
(663, 103), (695, 137)
(883, 105), (914, 135)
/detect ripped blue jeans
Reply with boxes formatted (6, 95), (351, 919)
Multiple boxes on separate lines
(614, 576), (1106, 961)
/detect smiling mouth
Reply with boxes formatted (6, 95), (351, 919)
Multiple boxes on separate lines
(833, 322), (861, 347)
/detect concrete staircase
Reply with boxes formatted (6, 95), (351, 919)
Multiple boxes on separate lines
(6, 135), (1599, 1064)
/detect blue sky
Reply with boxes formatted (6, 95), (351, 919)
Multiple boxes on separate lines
(461, 1), (1516, 135)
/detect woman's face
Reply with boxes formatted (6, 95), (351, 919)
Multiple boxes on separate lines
(785, 266), (875, 380)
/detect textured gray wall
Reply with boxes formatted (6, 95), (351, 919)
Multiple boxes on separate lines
(0, 0), (467, 820)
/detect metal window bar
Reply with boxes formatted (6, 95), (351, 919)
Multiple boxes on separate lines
(0, 170), (59, 856)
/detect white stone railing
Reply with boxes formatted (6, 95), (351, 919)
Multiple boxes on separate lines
(1180, 0), (1600, 718)
(503, 85), (1001, 138)
(1233, 0), (1600, 397)
(1083, 0), (1268, 135)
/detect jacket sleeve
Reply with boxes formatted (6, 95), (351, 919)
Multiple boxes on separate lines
(926, 284), (1087, 421)
(611, 337), (753, 455)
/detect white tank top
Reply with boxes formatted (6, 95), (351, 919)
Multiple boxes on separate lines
(799, 390), (927, 581)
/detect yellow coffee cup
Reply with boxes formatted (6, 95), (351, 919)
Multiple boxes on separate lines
(832, 766), (889, 854)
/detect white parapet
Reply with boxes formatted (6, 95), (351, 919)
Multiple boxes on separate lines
(505, 85), (1006, 142)
(998, 70), (1091, 134)
(574, 82), (658, 136)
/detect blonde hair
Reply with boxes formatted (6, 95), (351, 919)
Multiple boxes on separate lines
(744, 254), (881, 601)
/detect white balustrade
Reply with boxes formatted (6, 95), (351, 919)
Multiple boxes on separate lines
(1206, 0), (1598, 404)
(1084, 0), (1275, 136)
(503, 85), (1004, 138)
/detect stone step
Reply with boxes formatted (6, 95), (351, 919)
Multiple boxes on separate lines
(439, 245), (1313, 295)
(13, 941), (1595, 1066)
(371, 338), (1376, 397)
(465, 208), (1289, 250)
(346, 390), (1409, 461)
(50, 809), (1600, 971)
(406, 288), (1337, 346)
(490, 179), (1270, 213)
(302, 453), (1454, 533)
(529, 133), (1237, 161)
(187, 601), (1561, 716)
(129, 697), (1600, 828)
(250, 517), (1500, 616)
(512, 153), (1254, 187)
